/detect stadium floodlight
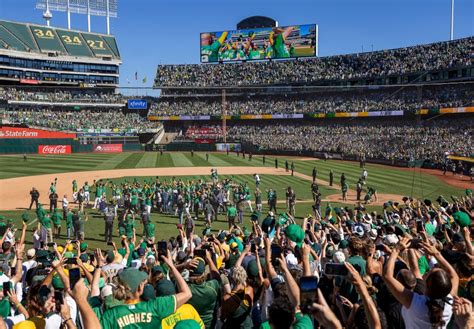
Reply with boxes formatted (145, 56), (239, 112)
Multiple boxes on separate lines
(36, 0), (118, 34)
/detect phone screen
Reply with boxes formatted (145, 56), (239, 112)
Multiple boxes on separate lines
(69, 268), (81, 290)
(194, 249), (206, 259)
(54, 290), (63, 313)
(324, 263), (349, 276)
(271, 245), (282, 266)
(3, 282), (11, 296)
(416, 221), (424, 232)
(300, 276), (318, 313)
(157, 241), (167, 256)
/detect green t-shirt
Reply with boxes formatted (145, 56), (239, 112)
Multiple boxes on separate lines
(188, 280), (221, 329)
(249, 49), (261, 60)
(51, 212), (63, 226)
(418, 255), (430, 276)
(41, 215), (52, 229)
(145, 223), (155, 239)
(260, 312), (312, 329)
(100, 295), (176, 329)
(336, 255), (366, 303)
(227, 207), (237, 218)
(273, 34), (289, 58)
(66, 212), (73, 228)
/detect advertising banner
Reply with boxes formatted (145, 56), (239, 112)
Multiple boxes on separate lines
(0, 127), (76, 139)
(216, 143), (241, 152)
(201, 24), (317, 63)
(93, 144), (123, 153)
(38, 145), (72, 154)
(127, 99), (148, 110)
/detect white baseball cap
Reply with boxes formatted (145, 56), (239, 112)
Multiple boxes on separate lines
(26, 248), (36, 258)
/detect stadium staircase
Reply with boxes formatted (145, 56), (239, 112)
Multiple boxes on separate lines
(155, 132), (178, 145)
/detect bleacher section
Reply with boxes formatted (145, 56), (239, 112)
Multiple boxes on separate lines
(0, 20), (120, 60)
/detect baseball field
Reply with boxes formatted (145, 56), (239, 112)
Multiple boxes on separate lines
(0, 151), (470, 249)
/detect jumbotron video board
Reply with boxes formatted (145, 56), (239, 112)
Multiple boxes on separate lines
(200, 24), (317, 63)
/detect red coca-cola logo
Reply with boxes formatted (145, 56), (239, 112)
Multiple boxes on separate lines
(38, 145), (72, 154)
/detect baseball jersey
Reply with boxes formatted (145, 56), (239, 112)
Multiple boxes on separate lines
(161, 304), (204, 329)
(273, 34), (290, 58)
(100, 295), (176, 329)
(201, 41), (221, 63)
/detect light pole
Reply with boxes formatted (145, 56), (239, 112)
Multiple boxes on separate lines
(450, 0), (454, 40)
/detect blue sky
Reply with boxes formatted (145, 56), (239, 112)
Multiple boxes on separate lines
(0, 0), (472, 91)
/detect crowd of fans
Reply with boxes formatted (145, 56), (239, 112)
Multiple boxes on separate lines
(0, 173), (473, 329)
(176, 119), (473, 162)
(0, 108), (158, 132)
(150, 86), (472, 116)
(155, 37), (473, 87)
(0, 88), (124, 104)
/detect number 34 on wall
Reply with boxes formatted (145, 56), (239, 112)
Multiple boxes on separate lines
(33, 28), (55, 39)
(61, 35), (82, 45)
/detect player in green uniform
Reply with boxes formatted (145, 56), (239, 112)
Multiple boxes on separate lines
(51, 208), (63, 238)
(99, 253), (192, 329)
(201, 31), (228, 63)
(269, 26), (294, 58)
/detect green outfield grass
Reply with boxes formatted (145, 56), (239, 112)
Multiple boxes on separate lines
(0, 151), (465, 249)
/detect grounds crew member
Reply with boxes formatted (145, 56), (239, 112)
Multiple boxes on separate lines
(104, 203), (116, 243)
(285, 160), (289, 172)
(312, 167), (317, 182)
(329, 170), (334, 186)
(28, 187), (40, 210)
(291, 162), (295, 176)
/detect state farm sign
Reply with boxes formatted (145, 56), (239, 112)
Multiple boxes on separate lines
(0, 127), (76, 139)
(38, 145), (72, 154)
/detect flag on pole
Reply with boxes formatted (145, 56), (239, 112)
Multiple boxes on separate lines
(135, 72), (138, 80)
(142, 76), (147, 84)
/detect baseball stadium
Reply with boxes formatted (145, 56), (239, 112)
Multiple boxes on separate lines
(0, 1), (473, 329)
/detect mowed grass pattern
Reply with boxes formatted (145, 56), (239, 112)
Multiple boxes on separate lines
(0, 152), (468, 249)
(0, 152), (464, 201)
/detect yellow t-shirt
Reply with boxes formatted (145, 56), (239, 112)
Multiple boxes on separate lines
(161, 304), (205, 329)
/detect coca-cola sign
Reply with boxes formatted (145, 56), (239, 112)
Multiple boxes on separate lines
(38, 145), (72, 154)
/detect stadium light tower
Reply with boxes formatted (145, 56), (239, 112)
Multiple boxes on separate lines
(36, 0), (118, 34)
(450, 0), (454, 40)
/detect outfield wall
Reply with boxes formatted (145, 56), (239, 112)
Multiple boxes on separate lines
(0, 138), (143, 154)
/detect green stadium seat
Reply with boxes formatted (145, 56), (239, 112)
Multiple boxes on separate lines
(56, 29), (93, 57)
(0, 25), (28, 51)
(81, 32), (115, 57)
(29, 25), (67, 54)
(0, 20), (120, 60)
(0, 21), (38, 51)
(102, 35), (120, 58)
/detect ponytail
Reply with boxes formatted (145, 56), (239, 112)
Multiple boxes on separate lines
(426, 299), (446, 328)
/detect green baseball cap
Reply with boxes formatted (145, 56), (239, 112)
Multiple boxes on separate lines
(52, 275), (65, 290)
(453, 211), (471, 228)
(118, 268), (148, 294)
(21, 213), (30, 222)
(339, 240), (349, 249)
(190, 258), (206, 276)
(285, 224), (304, 248)
(247, 259), (259, 277)
(80, 242), (88, 252)
(155, 279), (176, 296)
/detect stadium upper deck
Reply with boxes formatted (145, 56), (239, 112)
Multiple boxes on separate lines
(0, 20), (121, 87)
(155, 37), (473, 89)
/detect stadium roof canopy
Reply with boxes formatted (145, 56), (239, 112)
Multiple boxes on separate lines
(0, 19), (120, 61)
